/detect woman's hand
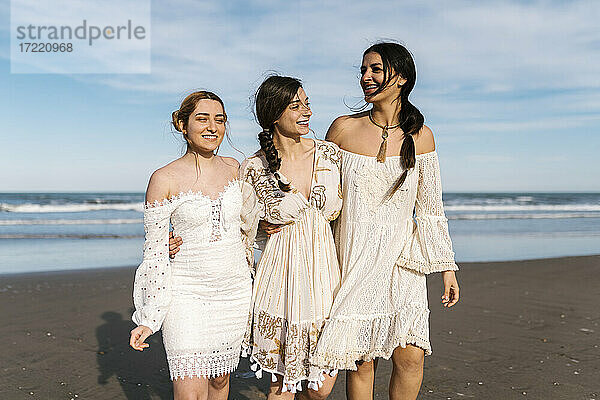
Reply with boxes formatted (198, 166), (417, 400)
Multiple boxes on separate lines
(441, 271), (459, 307)
(259, 220), (284, 236)
(169, 231), (183, 259)
(129, 325), (153, 351)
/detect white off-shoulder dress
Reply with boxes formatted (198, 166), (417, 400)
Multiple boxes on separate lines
(241, 139), (343, 392)
(132, 180), (259, 380)
(311, 150), (459, 370)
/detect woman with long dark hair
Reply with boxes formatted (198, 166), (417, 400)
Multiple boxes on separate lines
(311, 42), (460, 400)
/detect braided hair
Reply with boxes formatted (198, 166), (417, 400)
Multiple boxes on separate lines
(254, 75), (302, 192)
(364, 42), (424, 197)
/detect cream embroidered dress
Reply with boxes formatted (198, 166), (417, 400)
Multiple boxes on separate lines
(132, 180), (259, 380)
(311, 150), (459, 370)
(241, 139), (343, 392)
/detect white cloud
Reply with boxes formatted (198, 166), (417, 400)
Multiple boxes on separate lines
(4, 0), (600, 190)
(71, 1), (599, 134)
(103, 2), (600, 86)
(6, 0), (600, 97)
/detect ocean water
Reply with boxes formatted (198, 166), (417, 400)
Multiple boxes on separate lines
(0, 192), (598, 274)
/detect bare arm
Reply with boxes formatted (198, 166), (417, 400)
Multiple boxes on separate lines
(325, 115), (350, 146)
(145, 169), (172, 205)
(413, 124), (436, 155)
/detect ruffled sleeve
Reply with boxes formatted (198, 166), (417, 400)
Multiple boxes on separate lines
(239, 157), (268, 254)
(240, 179), (261, 276)
(397, 151), (459, 274)
(132, 202), (174, 333)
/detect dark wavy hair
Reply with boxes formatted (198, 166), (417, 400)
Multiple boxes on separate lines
(364, 42), (424, 197)
(254, 75), (303, 192)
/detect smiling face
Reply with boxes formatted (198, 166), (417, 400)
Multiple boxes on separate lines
(273, 87), (312, 138)
(360, 51), (406, 104)
(184, 99), (226, 153)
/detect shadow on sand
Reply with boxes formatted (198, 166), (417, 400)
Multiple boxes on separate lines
(95, 309), (269, 399)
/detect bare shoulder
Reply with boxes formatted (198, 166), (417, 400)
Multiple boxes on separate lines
(219, 156), (240, 167)
(325, 112), (367, 144)
(219, 155), (240, 171)
(414, 124), (436, 155)
(218, 156), (240, 180)
(146, 164), (177, 203)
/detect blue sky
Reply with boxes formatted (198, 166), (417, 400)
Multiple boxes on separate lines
(1, 0), (599, 192)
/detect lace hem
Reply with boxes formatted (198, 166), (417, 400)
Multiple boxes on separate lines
(311, 308), (431, 371)
(396, 256), (459, 274)
(168, 351), (240, 380)
(397, 214), (458, 274)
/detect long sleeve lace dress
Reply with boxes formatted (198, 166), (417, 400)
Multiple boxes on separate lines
(311, 150), (458, 370)
(132, 180), (259, 380)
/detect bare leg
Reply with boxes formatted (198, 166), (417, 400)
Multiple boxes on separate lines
(389, 345), (424, 400)
(372, 358), (379, 394)
(173, 376), (209, 400)
(267, 374), (295, 400)
(297, 374), (337, 400)
(208, 373), (230, 400)
(346, 360), (375, 400)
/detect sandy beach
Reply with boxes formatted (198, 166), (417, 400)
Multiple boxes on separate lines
(1, 255), (598, 399)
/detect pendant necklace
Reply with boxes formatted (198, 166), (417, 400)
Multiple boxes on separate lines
(368, 110), (401, 163)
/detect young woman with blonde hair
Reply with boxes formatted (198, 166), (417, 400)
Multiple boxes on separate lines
(130, 91), (258, 400)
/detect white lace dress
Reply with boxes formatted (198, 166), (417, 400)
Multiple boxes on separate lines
(311, 150), (459, 370)
(241, 139), (343, 392)
(132, 180), (258, 380)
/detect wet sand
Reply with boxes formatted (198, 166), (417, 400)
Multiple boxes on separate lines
(1, 255), (598, 399)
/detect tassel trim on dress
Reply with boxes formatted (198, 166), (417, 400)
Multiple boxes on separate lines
(248, 355), (337, 393)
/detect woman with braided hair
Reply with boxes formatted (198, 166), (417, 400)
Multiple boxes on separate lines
(239, 75), (343, 398)
(309, 42), (460, 400)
